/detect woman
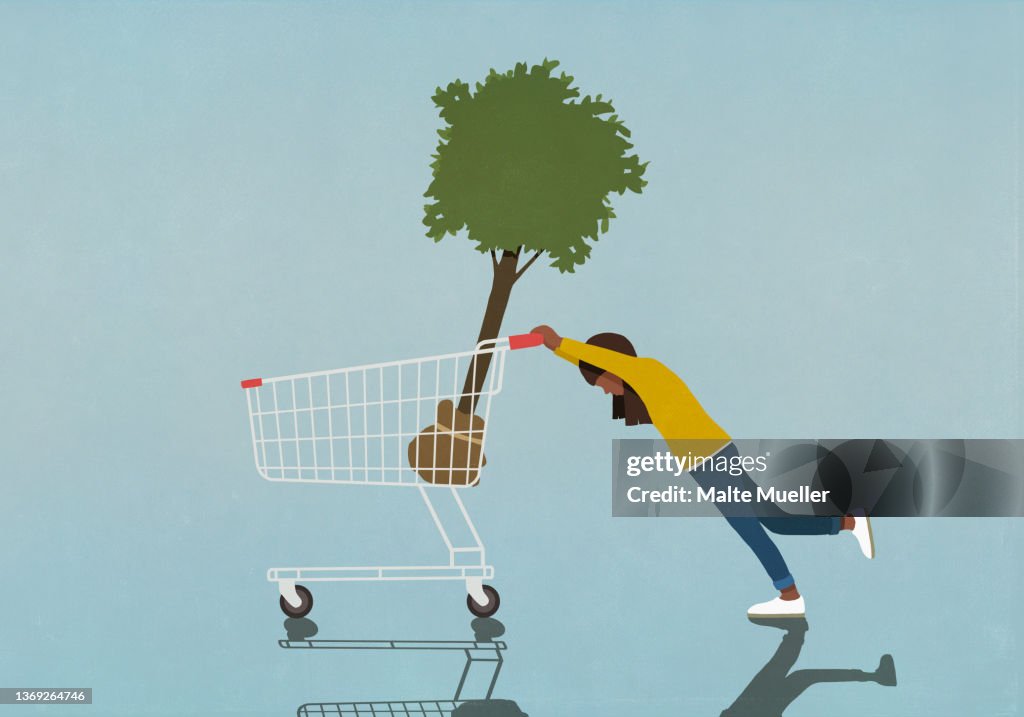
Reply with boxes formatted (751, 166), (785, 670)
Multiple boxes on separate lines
(530, 325), (874, 617)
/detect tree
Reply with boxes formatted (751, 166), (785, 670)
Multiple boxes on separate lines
(424, 59), (648, 414)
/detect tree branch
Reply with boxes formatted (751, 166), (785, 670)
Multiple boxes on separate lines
(513, 251), (542, 281)
(490, 249), (498, 272)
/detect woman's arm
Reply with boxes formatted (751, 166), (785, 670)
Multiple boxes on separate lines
(531, 325), (643, 379)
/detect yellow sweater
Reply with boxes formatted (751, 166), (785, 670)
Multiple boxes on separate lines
(554, 337), (731, 458)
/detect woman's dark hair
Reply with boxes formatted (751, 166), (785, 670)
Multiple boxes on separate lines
(578, 333), (652, 426)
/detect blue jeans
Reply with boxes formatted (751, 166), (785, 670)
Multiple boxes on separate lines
(690, 443), (841, 590)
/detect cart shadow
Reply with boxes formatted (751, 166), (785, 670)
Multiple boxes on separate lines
(283, 617), (318, 641)
(720, 617), (897, 717)
(280, 616), (507, 643)
(279, 617), (528, 716)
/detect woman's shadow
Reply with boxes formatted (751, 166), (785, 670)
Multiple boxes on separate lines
(721, 618), (897, 717)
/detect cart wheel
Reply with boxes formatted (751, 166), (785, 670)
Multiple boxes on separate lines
(467, 584), (500, 618)
(279, 585), (313, 618)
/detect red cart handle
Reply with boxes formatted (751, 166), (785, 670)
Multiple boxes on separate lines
(508, 333), (544, 350)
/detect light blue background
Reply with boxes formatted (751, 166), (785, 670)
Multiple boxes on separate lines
(1, 1), (1021, 715)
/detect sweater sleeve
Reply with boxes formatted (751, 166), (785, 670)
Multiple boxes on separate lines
(554, 337), (644, 383)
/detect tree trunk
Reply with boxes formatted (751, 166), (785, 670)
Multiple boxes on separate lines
(457, 250), (520, 415)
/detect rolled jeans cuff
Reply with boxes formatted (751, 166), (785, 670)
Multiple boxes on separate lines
(829, 516), (842, 535)
(773, 574), (796, 590)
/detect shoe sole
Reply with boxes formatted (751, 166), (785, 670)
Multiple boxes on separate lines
(865, 514), (875, 559)
(854, 509), (875, 559)
(746, 612), (805, 618)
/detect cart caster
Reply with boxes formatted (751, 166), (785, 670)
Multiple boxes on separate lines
(279, 584), (313, 618)
(467, 584), (500, 618)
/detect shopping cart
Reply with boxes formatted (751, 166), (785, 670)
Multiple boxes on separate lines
(240, 334), (543, 618)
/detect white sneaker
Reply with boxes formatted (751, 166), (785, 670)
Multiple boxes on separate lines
(747, 596), (805, 618)
(850, 509), (875, 559)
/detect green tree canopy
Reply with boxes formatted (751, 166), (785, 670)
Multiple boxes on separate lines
(424, 59), (648, 273)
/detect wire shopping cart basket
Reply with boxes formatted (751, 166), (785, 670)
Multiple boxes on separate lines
(240, 334), (543, 618)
